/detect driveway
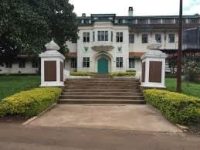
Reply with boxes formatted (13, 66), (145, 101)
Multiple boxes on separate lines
(27, 104), (181, 133)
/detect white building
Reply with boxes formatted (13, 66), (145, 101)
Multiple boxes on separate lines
(1, 7), (200, 75)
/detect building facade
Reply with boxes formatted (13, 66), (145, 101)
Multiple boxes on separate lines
(1, 7), (200, 76)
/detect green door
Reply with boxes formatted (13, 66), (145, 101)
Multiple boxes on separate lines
(98, 57), (108, 74)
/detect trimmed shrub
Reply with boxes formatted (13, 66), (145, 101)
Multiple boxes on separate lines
(70, 72), (97, 76)
(0, 88), (61, 118)
(144, 89), (200, 125)
(109, 71), (136, 77)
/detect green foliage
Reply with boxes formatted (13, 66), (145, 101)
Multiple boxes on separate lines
(144, 89), (200, 125)
(0, 75), (40, 100)
(70, 72), (97, 76)
(0, 0), (78, 62)
(183, 59), (200, 82)
(0, 88), (61, 117)
(109, 71), (136, 77)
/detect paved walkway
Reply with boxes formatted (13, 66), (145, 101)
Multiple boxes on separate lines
(27, 104), (181, 133)
(0, 124), (199, 150)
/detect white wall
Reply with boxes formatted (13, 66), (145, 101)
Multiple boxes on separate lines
(129, 32), (178, 53)
(0, 62), (38, 74)
(76, 22), (129, 73)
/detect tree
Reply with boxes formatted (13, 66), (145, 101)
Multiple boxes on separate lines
(0, 0), (78, 63)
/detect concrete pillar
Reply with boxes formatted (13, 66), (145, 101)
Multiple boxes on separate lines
(141, 50), (167, 88)
(39, 40), (65, 87)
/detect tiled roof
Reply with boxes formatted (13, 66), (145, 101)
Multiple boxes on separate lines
(129, 52), (145, 58)
(66, 52), (77, 58)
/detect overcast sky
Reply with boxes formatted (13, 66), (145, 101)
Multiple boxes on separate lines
(69, 0), (200, 16)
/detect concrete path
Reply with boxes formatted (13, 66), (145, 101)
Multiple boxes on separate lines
(28, 104), (181, 133)
(0, 124), (199, 150)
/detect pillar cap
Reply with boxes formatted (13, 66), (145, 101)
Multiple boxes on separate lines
(141, 50), (167, 59)
(45, 40), (60, 51)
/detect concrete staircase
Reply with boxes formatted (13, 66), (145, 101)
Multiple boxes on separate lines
(59, 78), (145, 104)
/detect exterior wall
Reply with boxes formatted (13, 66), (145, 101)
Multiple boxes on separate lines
(0, 61), (38, 74)
(76, 22), (129, 73)
(129, 32), (178, 53)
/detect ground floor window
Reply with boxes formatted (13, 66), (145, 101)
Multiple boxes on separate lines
(129, 58), (135, 68)
(83, 57), (90, 68)
(19, 60), (26, 68)
(32, 60), (39, 68)
(71, 58), (77, 68)
(5, 62), (12, 68)
(116, 57), (123, 68)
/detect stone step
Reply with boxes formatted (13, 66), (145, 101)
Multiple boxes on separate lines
(63, 89), (141, 92)
(65, 80), (139, 83)
(58, 99), (146, 105)
(62, 92), (143, 96)
(60, 95), (144, 100)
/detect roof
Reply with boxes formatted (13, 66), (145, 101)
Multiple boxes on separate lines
(66, 52), (77, 58)
(129, 52), (145, 58)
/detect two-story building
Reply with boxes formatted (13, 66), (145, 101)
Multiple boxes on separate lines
(1, 7), (200, 75)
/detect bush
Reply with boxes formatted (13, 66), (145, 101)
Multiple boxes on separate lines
(70, 72), (97, 76)
(144, 89), (200, 125)
(109, 71), (136, 77)
(0, 88), (61, 118)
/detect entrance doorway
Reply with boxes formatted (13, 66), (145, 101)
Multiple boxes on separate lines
(98, 57), (108, 74)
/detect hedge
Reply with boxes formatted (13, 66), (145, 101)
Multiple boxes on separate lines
(144, 89), (200, 125)
(0, 88), (62, 118)
(70, 72), (97, 76)
(109, 71), (136, 77)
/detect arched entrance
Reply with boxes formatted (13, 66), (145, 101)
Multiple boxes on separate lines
(98, 57), (108, 74)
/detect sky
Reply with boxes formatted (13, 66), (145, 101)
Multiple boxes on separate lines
(69, 0), (200, 16)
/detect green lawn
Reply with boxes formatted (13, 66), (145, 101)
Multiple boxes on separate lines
(0, 75), (40, 100)
(166, 78), (200, 98)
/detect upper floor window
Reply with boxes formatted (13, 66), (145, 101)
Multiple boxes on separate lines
(98, 31), (108, 41)
(93, 31), (95, 42)
(116, 32), (123, 42)
(83, 57), (90, 68)
(83, 32), (90, 42)
(150, 19), (161, 24)
(129, 34), (135, 43)
(111, 31), (113, 42)
(5, 62), (12, 68)
(116, 57), (123, 68)
(19, 60), (26, 68)
(163, 19), (174, 24)
(138, 19), (148, 24)
(168, 34), (175, 43)
(155, 34), (162, 43)
(142, 34), (148, 43)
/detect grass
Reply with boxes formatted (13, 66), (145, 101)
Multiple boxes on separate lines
(0, 75), (40, 100)
(166, 78), (200, 98)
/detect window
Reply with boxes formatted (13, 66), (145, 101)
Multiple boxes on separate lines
(129, 34), (135, 43)
(98, 31), (108, 41)
(142, 34), (148, 43)
(116, 57), (123, 68)
(19, 60), (26, 68)
(83, 57), (90, 68)
(71, 58), (77, 68)
(32, 60), (38, 68)
(83, 32), (90, 42)
(5, 62), (12, 68)
(155, 34), (162, 43)
(129, 58), (135, 68)
(111, 31), (113, 42)
(168, 34), (175, 43)
(116, 32), (123, 42)
(93, 31), (95, 42)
